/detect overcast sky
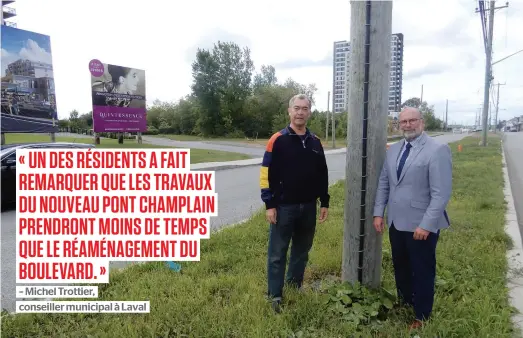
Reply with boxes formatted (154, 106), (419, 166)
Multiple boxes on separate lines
(6, 0), (523, 125)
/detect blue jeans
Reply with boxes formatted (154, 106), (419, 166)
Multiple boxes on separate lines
(267, 202), (317, 299)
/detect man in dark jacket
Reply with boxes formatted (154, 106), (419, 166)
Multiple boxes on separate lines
(260, 93), (330, 313)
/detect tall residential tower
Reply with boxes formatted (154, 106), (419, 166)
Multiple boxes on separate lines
(1, 0), (17, 27)
(332, 41), (351, 113)
(332, 33), (404, 114)
(388, 33), (403, 112)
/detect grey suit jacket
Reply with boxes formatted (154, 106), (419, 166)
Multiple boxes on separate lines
(373, 132), (452, 233)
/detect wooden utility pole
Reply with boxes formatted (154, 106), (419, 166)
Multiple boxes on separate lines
(326, 91), (330, 141)
(342, 0), (392, 288)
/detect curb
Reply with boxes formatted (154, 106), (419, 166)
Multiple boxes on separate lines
(189, 147), (349, 171)
(501, 142), (523, 336)
(191, 161), (262, 172)
(190, 144), (388, 171)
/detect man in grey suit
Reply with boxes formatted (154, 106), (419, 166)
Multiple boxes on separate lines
(373, 106), (452, 329)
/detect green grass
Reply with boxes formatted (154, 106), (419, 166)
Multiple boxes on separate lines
(1, 135), (515, 337)
(3, 133), (251, 163)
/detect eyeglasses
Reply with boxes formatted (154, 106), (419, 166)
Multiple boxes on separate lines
(399, 118), (421, 125)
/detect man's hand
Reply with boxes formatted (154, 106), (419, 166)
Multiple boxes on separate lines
(413, 227), (430, 240)
(373, 216), (385, 233)
(319, 207), (328, 223)
(266, 208), (277, 224)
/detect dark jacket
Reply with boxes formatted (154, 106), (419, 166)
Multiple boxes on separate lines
(259, 125), (330, 210)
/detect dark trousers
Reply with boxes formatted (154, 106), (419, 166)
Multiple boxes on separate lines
(389, 224), (439, 321)
(267, 202), (317, 299)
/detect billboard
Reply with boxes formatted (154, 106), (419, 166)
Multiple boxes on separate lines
(1, 25), (58, 133)
(89, 59), (146, 132)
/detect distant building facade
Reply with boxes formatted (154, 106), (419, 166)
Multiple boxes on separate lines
(332, 33), (404, 114)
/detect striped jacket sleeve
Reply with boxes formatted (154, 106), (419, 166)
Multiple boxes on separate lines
(260, 132), (282, 210)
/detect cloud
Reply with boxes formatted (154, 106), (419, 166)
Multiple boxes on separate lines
(407, 17), (475, 48)
(404, 50), (478, 81)
(1, 49), (16, 77)
(405, 62), (448, 80)
(184, 28), (252, 64)
(19, 39), (53, 65)
(273, 51), (332, 69)
(1, 39), (53, 77)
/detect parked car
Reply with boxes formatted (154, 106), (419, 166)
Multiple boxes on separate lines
(1, 142), (95, 206)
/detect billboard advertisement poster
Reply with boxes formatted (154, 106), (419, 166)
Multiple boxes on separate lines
(89, 60), (146, 133)
(1, 25), (58, 133)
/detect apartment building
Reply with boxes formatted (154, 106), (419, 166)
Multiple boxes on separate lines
(332, 33), (404, 113)
(332, 41), (351, 113)
(1, 0), (17, 27)
(389, 33), (404, 113)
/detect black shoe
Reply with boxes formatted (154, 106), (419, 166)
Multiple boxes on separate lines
(271, 299), (282, 313)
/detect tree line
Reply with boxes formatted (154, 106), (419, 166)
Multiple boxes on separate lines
(59, 41), (445, 139)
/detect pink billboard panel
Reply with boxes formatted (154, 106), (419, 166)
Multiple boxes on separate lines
(89, 59), (146, 133)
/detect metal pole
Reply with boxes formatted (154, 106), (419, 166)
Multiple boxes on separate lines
(445, 99), (448, 131)
(326, 91), (330, 141)
(332, 104), (336, 148)
(494, 83), (505, 132)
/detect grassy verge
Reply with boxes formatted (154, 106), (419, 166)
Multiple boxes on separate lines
(151, 134), (346, 149)
(2, 133), (251, 163)
(1, 135), (515, 337)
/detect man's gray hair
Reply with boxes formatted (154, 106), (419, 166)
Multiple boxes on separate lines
(289, 94), (312, 108)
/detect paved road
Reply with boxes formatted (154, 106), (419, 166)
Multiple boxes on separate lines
(504, 132), (523, 241)
(141, 136), (265, 157)
(0, 132), (466, 312)
(57, 133), (454, 158)
(56, 132), (265, 157)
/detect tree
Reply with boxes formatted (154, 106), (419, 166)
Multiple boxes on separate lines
(253, 65), (278, 90)
(191, 48), (222, 136)
(68, 110), (82, 131)
(401, 97), (443, 131)
(191, 41), (255, 136)
(402, 97), (421, 108)
(79, 112), (93, 128)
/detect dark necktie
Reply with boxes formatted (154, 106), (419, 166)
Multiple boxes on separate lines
(397, 142), (412, 180)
